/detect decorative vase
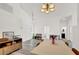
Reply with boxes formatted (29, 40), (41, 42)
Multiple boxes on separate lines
(50, 35), (56, 44)
(52, 38), (55, 44)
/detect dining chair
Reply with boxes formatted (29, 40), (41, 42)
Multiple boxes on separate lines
(72, 48), (79, 55)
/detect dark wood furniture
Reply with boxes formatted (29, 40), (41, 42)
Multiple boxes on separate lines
(33, 34), (42, 40)
(0, 38), (22, 55)
(72, 48), (79, 55)
(32, 34), (43, 47)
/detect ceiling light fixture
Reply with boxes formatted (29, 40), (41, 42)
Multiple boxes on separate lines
(41, 3), (55, 14)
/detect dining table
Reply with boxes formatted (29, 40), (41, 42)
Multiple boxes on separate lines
(31, 39), (75, 55)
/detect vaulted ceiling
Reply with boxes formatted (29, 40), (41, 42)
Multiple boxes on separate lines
(20, 3), (76, 18)
(0, 3), (77, 21)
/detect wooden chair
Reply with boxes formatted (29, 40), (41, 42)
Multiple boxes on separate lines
(72, 48), (79, 55)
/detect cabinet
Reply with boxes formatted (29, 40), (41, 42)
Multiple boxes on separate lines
(0, 38), (22, 55)
(0, 48), (3, 55)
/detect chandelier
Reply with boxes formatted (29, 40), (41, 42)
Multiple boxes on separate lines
(41, 3), (55, 14)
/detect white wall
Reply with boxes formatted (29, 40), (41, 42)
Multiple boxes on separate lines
(31, 3), (78, 36)
(0, 4), (33, 42)
(71, 4), (79, 49)
(9, 4), (33, 41)
(21, 4), (62, 35)
(0, 7), (21, 36)
(59, 3), (79, 49)
(1, 3), (79, 46)
(20, 3), (61, 40)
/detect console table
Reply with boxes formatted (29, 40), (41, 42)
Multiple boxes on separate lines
(0, 38), (22, 55)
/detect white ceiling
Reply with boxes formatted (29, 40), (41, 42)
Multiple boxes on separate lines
(0, 3), (77, 20)
(20, 3), (76, 18)
(0, 3), (13, 13)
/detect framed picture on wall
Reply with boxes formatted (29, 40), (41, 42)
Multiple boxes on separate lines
(2, 31), (14, 39)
